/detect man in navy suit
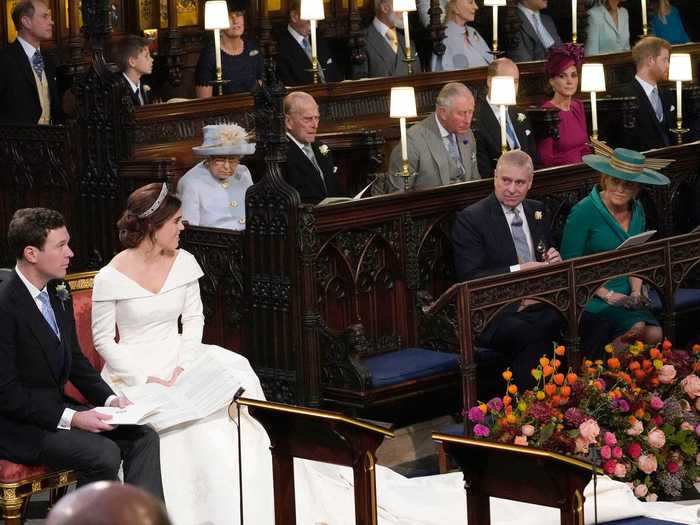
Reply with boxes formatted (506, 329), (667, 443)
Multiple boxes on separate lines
(618, 37), (674, 152)
(0, 0), (61, 124)
(0, 208), (163, 497)
(452, 151), (562, 386)
(284, 91), (344, 203)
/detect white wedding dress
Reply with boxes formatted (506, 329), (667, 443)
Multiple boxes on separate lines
(91, 250), (700, 525)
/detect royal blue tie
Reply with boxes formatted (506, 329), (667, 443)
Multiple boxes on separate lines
(38, 291), (60, 338)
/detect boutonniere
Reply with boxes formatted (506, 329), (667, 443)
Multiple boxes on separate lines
(517, 113), (526, 123)
(670, 105), (676, 112)
(319, 144), (330, 156)
(534, 211), (543, 221)
(525, 129), (531, 136)
(54, 282), (70, 310)
(249, 49), (259, 56)
(142, 84), (151, 93)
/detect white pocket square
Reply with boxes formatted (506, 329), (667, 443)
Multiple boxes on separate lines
(333, 166), (338, 173)
(670, 105), (676, 112)
(525, 129), (531, 136)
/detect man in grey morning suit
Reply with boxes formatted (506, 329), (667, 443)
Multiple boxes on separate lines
(508, 0), (562, 62)
(385, 82), (480, 192)
(353, 0), (421, 78)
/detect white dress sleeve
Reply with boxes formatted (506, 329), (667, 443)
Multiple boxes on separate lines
(91, 287), (148, 387)
(178, 279), (205, 368)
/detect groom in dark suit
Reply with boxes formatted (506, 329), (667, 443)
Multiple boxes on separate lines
(452, 151), (563, 386)
(0, 208), (163, 497)
(284, 91), (344, 203)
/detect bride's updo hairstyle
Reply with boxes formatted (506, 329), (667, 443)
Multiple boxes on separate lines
(118, 183), (181, 248)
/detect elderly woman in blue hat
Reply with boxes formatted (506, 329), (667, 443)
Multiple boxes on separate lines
(560, 144), (672, 348)
(177, 124), (255, 230)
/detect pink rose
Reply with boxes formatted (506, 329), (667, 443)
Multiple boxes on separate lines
(601, 445), (612, 460)
(603, 431), (617, 446)
(681, 374), (700, 399)
(579, 419), (600, 444)
(647, 428), (666, 449)
(627, 419), (644, 436)
(658, 365), (677, 384)
(521, 424), (535, 437)
(514, 435), (528, 446)
(638, 454), (658, 474)
(680, 421), (693, 431)
(649, 395), (664, 410)
(645, 493), (658, 502)
(651, 415), (664, 427)
(575, 436), (591, 454)
(603, 459), (617, 476)
(627, 442), (642, 459)
(614, 462), (627, 478)
(612, 446), (623, 459)
(634, 484), (648, 498)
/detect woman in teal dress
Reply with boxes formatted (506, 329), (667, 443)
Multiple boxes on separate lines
(560, 146), (670, 347)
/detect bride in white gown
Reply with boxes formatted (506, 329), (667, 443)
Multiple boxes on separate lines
(92, 183), (699, 525)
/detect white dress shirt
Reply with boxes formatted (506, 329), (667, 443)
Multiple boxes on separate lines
(498, 203), (534, 272)
(372, 17), (397, 51)
(15, 266), (115, 430)
(635, 74), (658, 101)
(122, 72), (144, 105)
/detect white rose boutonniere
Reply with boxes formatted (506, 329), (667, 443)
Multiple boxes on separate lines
(142, 85), (151, 94)
(249, 49), (259, 56)
(54, 282), (71, 310)
(517, 113), (526, 123)
(534, 211), (543, 221)
(319, 145), (330, 156)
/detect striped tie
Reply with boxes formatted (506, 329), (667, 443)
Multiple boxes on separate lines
(510, 208), (533, 263)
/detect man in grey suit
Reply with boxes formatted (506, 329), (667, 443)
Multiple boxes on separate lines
(508, 0), (562, 62)
(385, 82), (480, 192)
(353, 0), (421, 78)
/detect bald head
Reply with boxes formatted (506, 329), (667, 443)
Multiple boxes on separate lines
(284, 91), (320, 144)
(47, 482), (170, 525)
(487, 58), (520, 96)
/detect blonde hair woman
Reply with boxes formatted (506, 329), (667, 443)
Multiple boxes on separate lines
(431, 0), (492, 71)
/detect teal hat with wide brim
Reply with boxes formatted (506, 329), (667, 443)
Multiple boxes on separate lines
(582, 147), (670, 186)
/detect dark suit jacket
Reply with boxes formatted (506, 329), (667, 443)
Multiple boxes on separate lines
(285, 139), (343, 203)
(452, 193), (551, 282)
(275, 28), (341, 86)
(0, 40), (60, 124)
(474, 97), (538, 177)
(0, 272), (114, 463)
(618, 79), (673, 151)
(118, 74), (151, 108)
(507, 8), (562, 62)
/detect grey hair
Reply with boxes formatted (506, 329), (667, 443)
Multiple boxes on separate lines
(495, 150), (534, 178)
(435, 82), (473, 110)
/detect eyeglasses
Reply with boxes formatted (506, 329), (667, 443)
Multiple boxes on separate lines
(210, 157), (239, 168)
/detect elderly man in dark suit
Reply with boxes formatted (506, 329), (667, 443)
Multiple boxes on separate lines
(452, 150), (562, 386)
(353, 0), (421, 79)
(284, 91), (344, 203)
(0, 208), (163, 497)
(508, 0), (562, 62)
(475, 58), (538, 177)
(385, 82), (480, 192)
(0, 0), (61, 124)
(617, 36), (674, 151)
(276, 0), (341, 86)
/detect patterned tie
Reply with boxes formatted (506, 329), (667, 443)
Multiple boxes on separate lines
(302, 37), (312, 58)
(38, 291), (60, 338)
(650, 87), (664, 122)
(447, 134), (466, 179)
(386, 27), (399, 54)
(505, 113), (520, 150)
(303, 144), (327, 191)
(510, 208), (533, 263)
(32, 50), (45, 80)
(532, 13), (554, 49)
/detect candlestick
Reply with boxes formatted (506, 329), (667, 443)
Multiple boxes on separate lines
(492, 6), (499, 52)
(499, 105), (507, 153)
(590, 91), (598, 140)
(310, 19), (318, 58)
(572, 0), (577, 43)
(400, 117), (408, 160)
(641, 0), (648, 36)
(676, 80), (683, 121)
(402, 11), (414, 74)
(214, 29), (222, 77)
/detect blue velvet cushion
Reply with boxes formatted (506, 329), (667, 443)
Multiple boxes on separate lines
(649, 288), (700, 312)
(363, 348), (459, 388)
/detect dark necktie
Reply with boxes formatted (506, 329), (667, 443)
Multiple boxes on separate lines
(32, 50), (45, 80)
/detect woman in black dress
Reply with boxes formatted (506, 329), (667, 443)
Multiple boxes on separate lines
(195, 0), (263, 97)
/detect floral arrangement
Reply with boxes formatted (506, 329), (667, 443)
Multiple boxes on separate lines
(467, 341), (700, 501)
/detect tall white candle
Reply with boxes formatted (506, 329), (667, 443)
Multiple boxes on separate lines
(400, 117), (408, 160)
(572, 0), (577, 37)
(641, 0), (647, 30)
(402, 11), (411, 52)
(214, 29), (222, 73)
(676, 80), (683, 121)
(492, 6), (498, 50)
(499, 105), (507, 151)
(590, 91), (598, 136)
(310, 19), (318, 59)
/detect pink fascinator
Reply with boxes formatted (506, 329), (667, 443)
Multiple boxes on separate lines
(545, 44), (584, 78)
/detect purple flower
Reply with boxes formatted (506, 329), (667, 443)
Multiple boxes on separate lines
(487, 397), (504, 412)
(612, 399), (630, 412)
(468, 406), (485, 423)
(474, 424), (491, 438)
(650, 395), (664, 411)
(565, 407), (586, 427)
